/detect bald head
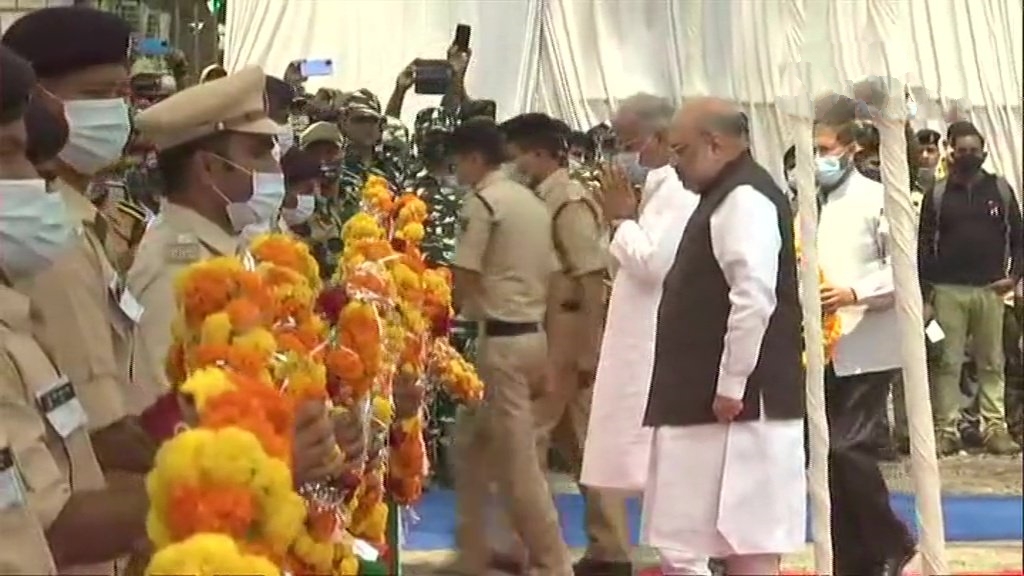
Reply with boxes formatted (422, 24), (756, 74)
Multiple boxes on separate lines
(668, 98), (749, 192)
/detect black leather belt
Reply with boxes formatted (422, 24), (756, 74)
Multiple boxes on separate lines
(483, 319), (540, 337)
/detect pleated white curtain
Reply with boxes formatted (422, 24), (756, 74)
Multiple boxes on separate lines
(530, 0), (1022, 192)
(224, 0), (541, 128)
(225, 0), (1021, 192)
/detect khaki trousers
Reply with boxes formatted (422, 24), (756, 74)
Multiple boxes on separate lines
(452, 332), (573, 576)
(531, 363), (631, 563)
(931, 284), (1007, 435)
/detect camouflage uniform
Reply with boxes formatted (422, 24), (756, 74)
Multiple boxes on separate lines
(296, 121), (346, 279)
(337, 90), (404, 223)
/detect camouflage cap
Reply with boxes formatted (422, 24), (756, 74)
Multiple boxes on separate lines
(300, 121), (344, 149)
(341, 88), (381, 119)
(414, 107), (457, 137)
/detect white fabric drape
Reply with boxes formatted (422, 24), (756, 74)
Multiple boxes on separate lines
(225, 0), (1021, 193)
(224, 0), (539, 128)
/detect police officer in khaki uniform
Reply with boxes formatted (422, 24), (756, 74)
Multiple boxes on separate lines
(503, 114), (631, 576)
(0, 44), (148, 575)
(448, 119), (573, 576)
(128, 65), (358, 488)
(3, 7), (157, 477)
(127, 65), (285, 410)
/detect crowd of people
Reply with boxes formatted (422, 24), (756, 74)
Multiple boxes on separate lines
(0, 4), (1022, 576)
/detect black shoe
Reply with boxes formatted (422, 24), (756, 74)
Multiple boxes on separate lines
(895, 435), (910, 455)
(572, 558), (633, 576)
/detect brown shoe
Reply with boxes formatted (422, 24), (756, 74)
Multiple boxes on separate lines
(984, 427), (1023, 455)
(935, 432), (962, 457)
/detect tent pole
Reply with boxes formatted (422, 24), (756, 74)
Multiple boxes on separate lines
(792, 112), (834, 576)
(876, 93), (948, 576)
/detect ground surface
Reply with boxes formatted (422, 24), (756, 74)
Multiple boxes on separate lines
(402, 453), (1023, 574)
(402, 543), (1024, 574)
(880, 452), (1022, 495)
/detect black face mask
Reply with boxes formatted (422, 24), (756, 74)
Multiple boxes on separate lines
(952, 153), (986, 174)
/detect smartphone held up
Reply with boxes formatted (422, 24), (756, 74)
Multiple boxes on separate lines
(299, 58), (334, 78)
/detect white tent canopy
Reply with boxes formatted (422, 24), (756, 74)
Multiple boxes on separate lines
(227, 0), (1022, 193)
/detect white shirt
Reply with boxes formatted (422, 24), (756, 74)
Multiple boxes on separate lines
(581, 165), (697, 493)
(817, 170), (900, 376)
(610, 165), (699, 281)
(710, 185), (783, 400)
(641, 183), (806, 557)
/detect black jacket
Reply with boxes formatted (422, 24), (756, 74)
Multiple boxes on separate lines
(918, 171), (1023, 290)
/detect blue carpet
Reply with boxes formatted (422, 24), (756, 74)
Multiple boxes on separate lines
(403, 490), (1023, 551)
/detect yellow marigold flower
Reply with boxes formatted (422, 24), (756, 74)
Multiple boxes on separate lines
(200, 312), (233, 346)
(372, 395), (394, 426)
(146, 533), (281, 576)
(233, 328), (277, 358)
(179, 367), (236, 412)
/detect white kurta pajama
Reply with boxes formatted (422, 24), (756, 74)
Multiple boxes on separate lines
(581, 165), (699, 493)
(641, 185), (807, 558)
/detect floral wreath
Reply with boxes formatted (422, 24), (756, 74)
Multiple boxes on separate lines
(146, 174), (485, 575)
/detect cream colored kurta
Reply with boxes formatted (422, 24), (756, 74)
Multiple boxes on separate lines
(641, 185), (806, 557)
(580, 166), (698, 493)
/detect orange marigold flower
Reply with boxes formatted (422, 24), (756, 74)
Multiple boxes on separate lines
(225, 298), (263, 332)
(166, 483), (255, 541)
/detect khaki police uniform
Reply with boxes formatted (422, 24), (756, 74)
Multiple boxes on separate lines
(0, 424), (56, 575)
(450, 170), (572, 576)
(16, 181), (137, 429)
(127, 66), (279, 402)
(0, 284), (112, 575)
(533, 168), (629, 563)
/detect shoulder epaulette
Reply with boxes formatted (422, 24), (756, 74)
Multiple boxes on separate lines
(116, 198), (148, 222)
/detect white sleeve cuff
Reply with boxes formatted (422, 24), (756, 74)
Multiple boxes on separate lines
(715, 372), (747, 400)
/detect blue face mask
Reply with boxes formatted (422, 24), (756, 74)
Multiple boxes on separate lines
(815, 154), (850, 188)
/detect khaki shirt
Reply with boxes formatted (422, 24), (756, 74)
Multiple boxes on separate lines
(0, 284), (111, 575)
(17, 181), (134, 431)
(0, 425), (56, 574)
(536, 169), (608, 371)
(127, 202), (240, 408)
(452, 170), (556, 323)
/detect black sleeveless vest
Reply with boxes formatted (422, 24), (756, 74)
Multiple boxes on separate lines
(644, 154), (804, 427)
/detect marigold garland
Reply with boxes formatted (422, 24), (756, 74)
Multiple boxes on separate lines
(150, 233), (359, 576)
(152, 172), (487, 573)
(794, 226), (843, 361)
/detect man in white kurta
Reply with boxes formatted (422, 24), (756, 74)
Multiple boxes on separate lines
(641, 99), (806, 576)
(581, 132), (698, 493)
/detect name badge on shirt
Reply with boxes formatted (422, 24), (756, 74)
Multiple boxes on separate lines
(0, 447), (27, 510)
(36, 376), (89, 439)
(109, 275), (144, 323)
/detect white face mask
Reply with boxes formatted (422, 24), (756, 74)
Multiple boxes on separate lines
(282, 194), (316, 225)
(0, 179), (73, 279)
(216, 170), (286, 233)
(613, 151), (650, 187)
(60, 98), (132, 175)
